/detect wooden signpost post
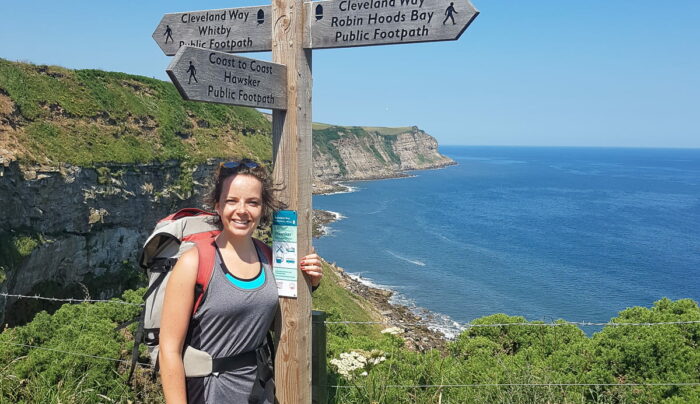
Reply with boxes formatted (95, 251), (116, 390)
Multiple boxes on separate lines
(154, 1), (478, 402)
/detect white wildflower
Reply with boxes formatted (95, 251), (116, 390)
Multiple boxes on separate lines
(381, 326), (403, 335)
(330, 350), (386, 380)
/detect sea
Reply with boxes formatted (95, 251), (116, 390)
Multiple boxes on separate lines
(312, 146), (700, 337)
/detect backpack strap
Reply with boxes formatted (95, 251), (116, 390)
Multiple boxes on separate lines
(253, 238), (272, 266)
(193, 238), (217, 315)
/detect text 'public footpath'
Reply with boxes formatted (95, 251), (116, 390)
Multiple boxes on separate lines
(325, 0), (459, 44)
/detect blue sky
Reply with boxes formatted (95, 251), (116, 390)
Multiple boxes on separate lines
(1, 0), (698, 147)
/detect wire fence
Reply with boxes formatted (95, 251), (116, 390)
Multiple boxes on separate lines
(4, 292), (700, 328)
(4, 341), (698, 390)
(329, 382), (700, 389)
(5, 338), (699, 390)
(325, 319), (700, 328)
(0, 340), (152, 368)
(0, 293), (143, 307)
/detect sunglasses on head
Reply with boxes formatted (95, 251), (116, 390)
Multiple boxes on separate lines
(221, 160), (260, 169)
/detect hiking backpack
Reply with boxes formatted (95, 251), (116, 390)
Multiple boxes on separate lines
(130, 208), (272, 379)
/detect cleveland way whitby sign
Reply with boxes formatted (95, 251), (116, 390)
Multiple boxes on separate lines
(153, 0), (478, 55)
(153, 6), (272, 55)
(166, 46), (287, 110)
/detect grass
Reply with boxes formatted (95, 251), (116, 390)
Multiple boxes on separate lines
(0, 231), (43, 281)
(312, 262), (383, 340)
(0, 58), (273, 166)
(2, 58), (424, 172)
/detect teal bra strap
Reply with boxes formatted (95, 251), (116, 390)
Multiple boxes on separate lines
(225, 270), (266, 290)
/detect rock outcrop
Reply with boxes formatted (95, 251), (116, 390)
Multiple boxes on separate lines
(313, 125), (454, 185)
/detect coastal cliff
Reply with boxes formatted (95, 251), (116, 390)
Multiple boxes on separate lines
(312, 123), (455, 186)
(0, 159), (224, 325)
(0, 58), (454, 324)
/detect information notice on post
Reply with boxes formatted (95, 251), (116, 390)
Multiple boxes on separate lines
(272, 210), (299, 298)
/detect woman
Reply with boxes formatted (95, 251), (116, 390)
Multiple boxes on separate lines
(159, 160), (323, 403)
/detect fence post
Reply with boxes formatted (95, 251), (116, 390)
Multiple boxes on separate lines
(312, 310), (328, 404)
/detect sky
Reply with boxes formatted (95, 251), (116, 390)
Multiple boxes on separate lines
(1, 0), (698, 148)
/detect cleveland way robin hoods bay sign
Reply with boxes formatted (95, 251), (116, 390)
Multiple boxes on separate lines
(166, 46), (287, 110)
(305, 0), (478, 48)
(154, 0), (478, 55)
(153, 6), (272, 55)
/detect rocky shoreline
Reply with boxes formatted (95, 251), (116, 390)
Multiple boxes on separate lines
(314, 208), (450, 352)
(312, 160), (457, 195)
(327, 262), (449, 352)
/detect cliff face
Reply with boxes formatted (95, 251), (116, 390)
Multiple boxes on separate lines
(0, 159), (219, 325)
(312, 125), (454, 183)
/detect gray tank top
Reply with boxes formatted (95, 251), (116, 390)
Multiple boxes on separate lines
(186, 242), (278, 403)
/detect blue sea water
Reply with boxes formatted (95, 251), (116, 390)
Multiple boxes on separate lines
(313, 146), (700, 335)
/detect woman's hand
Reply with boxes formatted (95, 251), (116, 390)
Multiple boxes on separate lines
(300, 250), (323, 288)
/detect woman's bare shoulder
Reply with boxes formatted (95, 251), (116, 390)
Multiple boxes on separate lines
(171, 247), (200, 281)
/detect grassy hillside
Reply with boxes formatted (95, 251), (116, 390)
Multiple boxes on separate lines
(0, 59), (426, 170)
(0, 59), (272, 166)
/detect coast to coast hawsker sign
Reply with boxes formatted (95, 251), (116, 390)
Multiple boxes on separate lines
(166, 46), (287, 110)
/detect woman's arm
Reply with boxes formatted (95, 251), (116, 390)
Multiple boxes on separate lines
(159, 247), (199, 404)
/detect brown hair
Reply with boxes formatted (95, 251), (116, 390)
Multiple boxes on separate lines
(206, 159), (280, 228)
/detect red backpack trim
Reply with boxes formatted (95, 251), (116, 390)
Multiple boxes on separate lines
(192, 238), (273, 315)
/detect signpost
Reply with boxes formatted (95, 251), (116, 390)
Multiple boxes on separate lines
(166, 46), (286, 110)
(154, 0), (478, 402)
(305, 0), (478, 49)
(153, 0), (478, 56)
(153, 6), (272, 55)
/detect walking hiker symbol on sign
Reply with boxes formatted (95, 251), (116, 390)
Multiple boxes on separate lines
(164, 25), (174, 43)
(444, 2), (458, 25)
(186, 61), (197, 84)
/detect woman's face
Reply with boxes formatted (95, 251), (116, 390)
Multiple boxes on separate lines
(215, 174), (264, 239)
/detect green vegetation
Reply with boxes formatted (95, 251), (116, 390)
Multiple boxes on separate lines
(1, 59), (422, 174)
(0, 289), (157, 403)
(313, 125), (348, 175)
(328, 298), (700, 403)
(1, 280), (698, 404)
(313, 263), (384, 344)
(0, 59), (272, 166)
(0, 232), (43, 281)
